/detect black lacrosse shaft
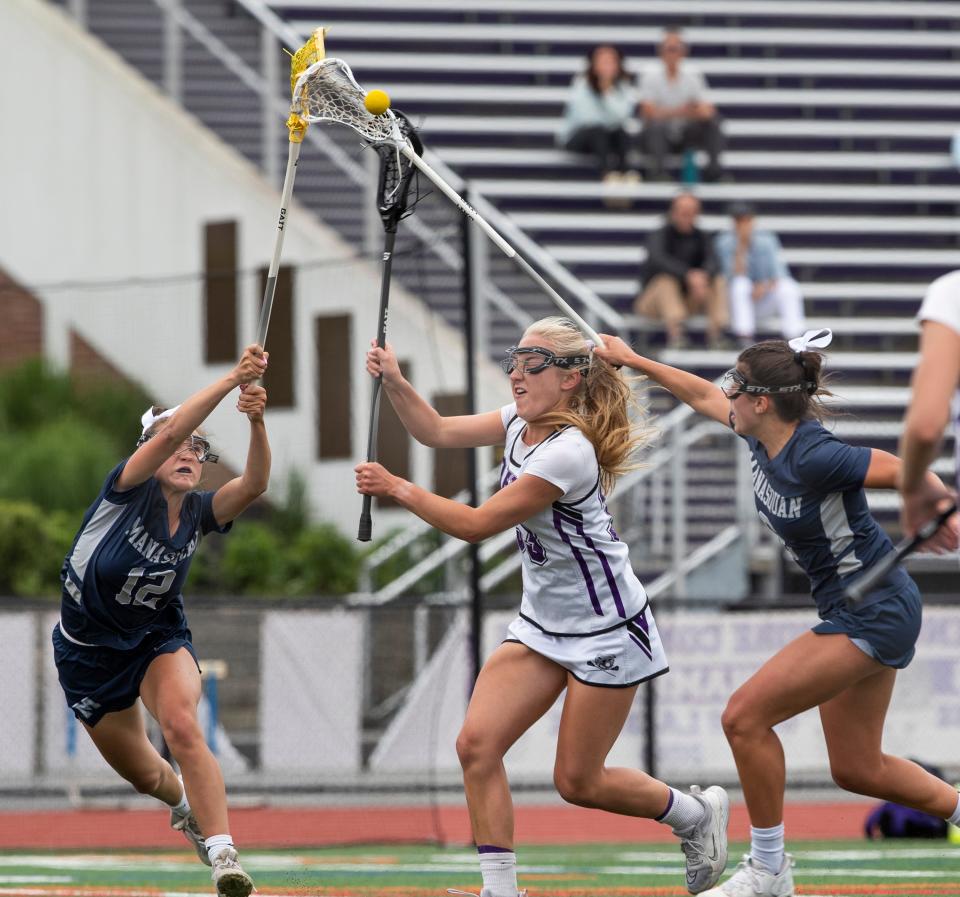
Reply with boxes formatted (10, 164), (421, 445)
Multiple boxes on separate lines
(845, 502), (958, 604)
(358, 227), (398, 542)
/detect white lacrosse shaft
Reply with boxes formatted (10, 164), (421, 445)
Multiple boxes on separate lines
(257, 140), (302, 348)
(398, 143), (605, 349)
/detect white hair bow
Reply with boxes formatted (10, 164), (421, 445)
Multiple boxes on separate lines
(140, 404), (181, 435)
(788, 328), (833, 353)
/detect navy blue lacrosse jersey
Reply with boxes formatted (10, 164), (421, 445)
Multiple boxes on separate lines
(740, 418), (913, 613)
(59, 460), (230, 650)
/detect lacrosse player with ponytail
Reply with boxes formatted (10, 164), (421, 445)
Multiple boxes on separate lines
(593, 329), (960, 897)
(53, 344), (270, 897)
(357, 316), (730, 897)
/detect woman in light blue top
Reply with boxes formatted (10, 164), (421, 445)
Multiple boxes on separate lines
(558, 45), (638, 177)
(714, 202), (806, 344)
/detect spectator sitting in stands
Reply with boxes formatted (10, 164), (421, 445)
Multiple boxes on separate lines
(633, 192), (728, 350)
(557, 44), (640, 190)
(715, 202), (806, 347)
(639, 27), (723, 183)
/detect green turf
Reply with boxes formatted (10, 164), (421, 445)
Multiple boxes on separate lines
(0, 840), (958, 895)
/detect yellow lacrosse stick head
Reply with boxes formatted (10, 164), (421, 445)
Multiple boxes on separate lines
(286, 27), (327, 144)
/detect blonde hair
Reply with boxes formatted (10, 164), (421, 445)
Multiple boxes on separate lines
(523, 317), (652, 493)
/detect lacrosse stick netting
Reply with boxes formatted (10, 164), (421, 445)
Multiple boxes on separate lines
(291, 58), (604, 346)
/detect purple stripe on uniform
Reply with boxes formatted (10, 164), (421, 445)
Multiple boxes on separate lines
(477, 844), (512, 854)
(553, 510), (604, 616)
(575, 521), (626, 618)
(627, 615), (653, 657)
(628, 630), (654, 660)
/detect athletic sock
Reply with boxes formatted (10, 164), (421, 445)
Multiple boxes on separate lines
(656, 787), (705, 833)
(477, 845), (517, 897)
(750, 823), (785, 874)
(204, 834), (234, 865)
(170, 776), (191, 816)
(946, 792), (960, 826)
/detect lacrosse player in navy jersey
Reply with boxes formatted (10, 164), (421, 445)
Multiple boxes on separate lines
(357, 317), (730, 897)
(53, 344), (270, 897)
(594, 329), (960, 897)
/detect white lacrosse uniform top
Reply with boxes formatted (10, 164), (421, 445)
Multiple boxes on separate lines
(499, 403), (648, 636)
(918, 270), (960, 493)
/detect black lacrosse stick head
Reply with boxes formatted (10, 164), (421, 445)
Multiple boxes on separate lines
(375, 110), (423, 232)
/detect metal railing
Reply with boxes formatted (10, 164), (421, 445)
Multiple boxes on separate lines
(56, 0), (761, 607)
(353, 389), (760, 609)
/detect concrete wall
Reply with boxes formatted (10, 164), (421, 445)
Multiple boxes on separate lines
(0, 0), (510, 534)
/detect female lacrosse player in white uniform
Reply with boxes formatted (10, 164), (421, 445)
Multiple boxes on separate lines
(899, 269), (960, 546)
(593, 331), (960, 897)
(53, 345), (269, 897)
(356, 317), (728, 897)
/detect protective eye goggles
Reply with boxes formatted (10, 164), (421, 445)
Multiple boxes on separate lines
(500, 346), (590, 375)
(136, 433), (220, 464)
(720, 368), (815, 399)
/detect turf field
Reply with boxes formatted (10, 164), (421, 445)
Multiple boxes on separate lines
(0, 841), (957, 896)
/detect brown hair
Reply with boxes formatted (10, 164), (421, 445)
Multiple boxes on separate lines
(584, 44), (631, 94)
(522, 317), (652, 493)
(737, 340), (833, 422)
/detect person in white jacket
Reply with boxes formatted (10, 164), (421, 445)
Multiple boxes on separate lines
(898, 270), (960, 548)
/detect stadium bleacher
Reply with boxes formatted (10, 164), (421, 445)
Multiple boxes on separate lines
(52, 0), (958, 584)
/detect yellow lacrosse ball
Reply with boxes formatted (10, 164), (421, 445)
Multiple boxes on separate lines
(364, 89), (391, 116)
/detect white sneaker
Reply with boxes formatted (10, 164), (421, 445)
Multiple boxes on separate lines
(446, 890), (527, 897)
(211, 847), (254, 897)
(170, 809), (211, 867)
(700, 853), (794, 897)
(677, 784), (729, 894)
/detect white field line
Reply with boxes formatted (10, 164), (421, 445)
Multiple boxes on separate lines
(617, 847), (960, 862)
(4, 859), (957, 878)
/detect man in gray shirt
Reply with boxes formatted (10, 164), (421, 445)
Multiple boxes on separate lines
(640, 28), (723, 182)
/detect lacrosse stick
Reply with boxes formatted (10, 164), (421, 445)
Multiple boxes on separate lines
(255, 27), (327, 349)
(358, 111), (424, 542)
(289, 57), (605, 348)
(845, 502), (957, 605)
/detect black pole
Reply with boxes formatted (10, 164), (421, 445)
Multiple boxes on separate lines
(357, 227), (397, 542)
(461, 190), (483, 686)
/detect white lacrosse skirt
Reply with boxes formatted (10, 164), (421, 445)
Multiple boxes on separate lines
(504, 605), (669, 688)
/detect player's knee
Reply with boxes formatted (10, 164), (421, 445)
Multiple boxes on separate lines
(127, 765), (164, 795)
(159, 707), (204, 756)
(455, 727), (499, 772)
(720, 692), (756, 744)
(553, 766), (599, 808)
(830, 760), (879, 796)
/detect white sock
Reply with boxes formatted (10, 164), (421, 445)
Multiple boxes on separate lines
(658, 787), (705, 833)
(204, 834), (234, 864)
(947, 792), (960, 826)
(750, 823), (785, 874)
(169, 776), (190, 816)
(477, 846), (517, 897)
